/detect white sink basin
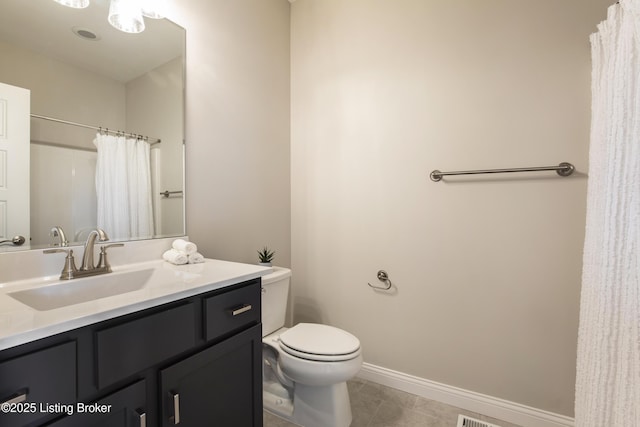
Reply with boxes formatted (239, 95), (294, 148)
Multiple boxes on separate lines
(8, 266), (197, 311)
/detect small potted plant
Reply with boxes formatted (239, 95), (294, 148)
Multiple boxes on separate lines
(257, 246), (275, 266)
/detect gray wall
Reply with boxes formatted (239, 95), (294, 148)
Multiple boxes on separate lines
(171, 0), (292, 267)
(290, 0), (610, 417)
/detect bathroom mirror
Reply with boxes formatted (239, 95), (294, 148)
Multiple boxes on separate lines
(0, 0), (185, 250)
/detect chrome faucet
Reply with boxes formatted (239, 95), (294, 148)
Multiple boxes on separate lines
(80, 228), (109, 271)
(44, 228), (124, 280)
(50, 226), (69, 247)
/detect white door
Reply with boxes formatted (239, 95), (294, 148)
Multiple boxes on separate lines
(0, 82), (30, 243)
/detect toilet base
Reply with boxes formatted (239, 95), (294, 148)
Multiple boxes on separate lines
(263, 389), (294, 418)
(263, 381), (353, 427)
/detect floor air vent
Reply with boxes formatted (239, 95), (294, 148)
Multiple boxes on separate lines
(456, 414), (502, 427)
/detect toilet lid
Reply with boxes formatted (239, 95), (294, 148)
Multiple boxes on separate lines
(278, 323), (360, 361)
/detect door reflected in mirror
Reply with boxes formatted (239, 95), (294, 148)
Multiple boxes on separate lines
(0, 0), (185, 250)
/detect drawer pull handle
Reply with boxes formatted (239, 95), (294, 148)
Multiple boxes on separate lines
(172, 392), (181, 424)
(137, 409), (146, 427)
(231, 304), (252, 316)
(2, 390), (28, 405)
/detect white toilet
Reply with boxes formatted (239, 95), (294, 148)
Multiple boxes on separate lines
(261, 267), (362, 427)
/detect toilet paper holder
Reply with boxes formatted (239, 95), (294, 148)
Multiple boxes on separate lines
(368, 270), (393, 290)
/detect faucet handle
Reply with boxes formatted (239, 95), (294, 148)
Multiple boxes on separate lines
(97, 243), (124, 272)
(43, 248), (78, 280)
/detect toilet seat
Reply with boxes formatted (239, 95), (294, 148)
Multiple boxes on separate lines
(279, 323), (361, 362)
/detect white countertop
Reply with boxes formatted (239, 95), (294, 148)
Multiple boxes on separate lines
(0, 258), (272, 351)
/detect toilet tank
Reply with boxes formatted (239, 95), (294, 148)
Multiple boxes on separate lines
(261, 267), (292, 337)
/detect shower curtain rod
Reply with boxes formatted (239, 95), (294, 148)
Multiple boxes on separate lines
(429, 162), (575, 182)
(30, 114), (161, 144)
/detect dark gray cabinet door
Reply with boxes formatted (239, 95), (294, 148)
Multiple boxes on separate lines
(46, 380), (146, 427)
(160, 324), (263, 427)
(0, 342), (76, 427)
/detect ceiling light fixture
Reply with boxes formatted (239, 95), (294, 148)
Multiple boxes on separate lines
(108, 0), (145, 34)
(53, 0), (166, 34)
(53, 0), (90, 8)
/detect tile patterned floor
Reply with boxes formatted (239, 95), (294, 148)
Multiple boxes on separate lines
(263, 377), (523, 427)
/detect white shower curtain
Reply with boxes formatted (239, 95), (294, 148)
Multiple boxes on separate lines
(94, 133), (154, 241)
(575, 1), (640, 425)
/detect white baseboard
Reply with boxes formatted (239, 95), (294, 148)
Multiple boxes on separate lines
(357, 363), (574, 427)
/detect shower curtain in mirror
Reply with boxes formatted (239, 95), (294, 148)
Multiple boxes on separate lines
(94, 133), (154, 241)
(575, 1), (640, 425)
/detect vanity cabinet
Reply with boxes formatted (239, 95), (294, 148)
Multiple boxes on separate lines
(0, 278), (262, 427)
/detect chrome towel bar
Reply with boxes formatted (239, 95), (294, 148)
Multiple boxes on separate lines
(160, 190), (183, 198)
(430, 162), (575, 182)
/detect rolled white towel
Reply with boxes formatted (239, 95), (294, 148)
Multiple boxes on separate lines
(188, 252), (205, 264)
(163, 249), (188, 265)
(172, 239), (197, 255)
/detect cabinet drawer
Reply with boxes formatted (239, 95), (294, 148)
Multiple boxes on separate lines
(0, 341), (76, 427)
(204, 281), (261, 342)
(96, 303), (196, 389)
